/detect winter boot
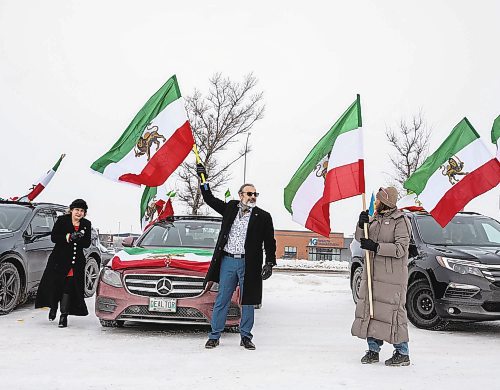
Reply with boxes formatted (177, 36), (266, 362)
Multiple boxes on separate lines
(58, 294), (70, 328)
(361, 350), (380, 364)
(48, 307), (57, 321)
(385, 351), (410, 367)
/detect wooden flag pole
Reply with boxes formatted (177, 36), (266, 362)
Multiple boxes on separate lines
(362, 192), (374, 318)
(192, 144), (207, 185)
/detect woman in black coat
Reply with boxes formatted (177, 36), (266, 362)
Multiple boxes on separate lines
(35, 199), (91, 327)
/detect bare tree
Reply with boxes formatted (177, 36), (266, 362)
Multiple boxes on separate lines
(385, 113), (431, 194)
(178, 73), (265, 214)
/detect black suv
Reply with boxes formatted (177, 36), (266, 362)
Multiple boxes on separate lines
(349, 211), (500, 330)
(0, 200), (103, 314)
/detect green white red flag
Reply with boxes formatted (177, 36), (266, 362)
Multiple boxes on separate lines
(111, 247), (212, 272)
(404, 118), (500, 227)
(140, 186), (175, 231)
(284, 95), (364, 237)
(492, 115), (500, 160)
(91, 75), (194, 186)
(17, 154), (65, 202)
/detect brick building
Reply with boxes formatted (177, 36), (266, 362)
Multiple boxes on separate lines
(274, 230), (346, 261)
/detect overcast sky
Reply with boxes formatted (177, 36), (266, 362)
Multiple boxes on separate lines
(1, 0), (499, 235)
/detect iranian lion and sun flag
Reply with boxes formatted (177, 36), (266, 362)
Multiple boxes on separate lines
(284, 96), (499, 236)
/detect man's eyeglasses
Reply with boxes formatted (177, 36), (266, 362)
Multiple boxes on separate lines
(240, 191), (259, 197)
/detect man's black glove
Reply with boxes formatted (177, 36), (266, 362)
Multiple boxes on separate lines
(358, 210), (369, 229)
(70, 230), (85, 242)
(196, 163), (207, 180)
(261, 263), (273, 280)
(360, 238), (379, 253)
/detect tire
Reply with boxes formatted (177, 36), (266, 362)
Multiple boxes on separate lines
(351, 266), (363, 304)
(407, 279), (448, 330)
(0, 262), (22, 315)
(84, 257), (100, 298)
(99, 319), (125, 327)
(225, 325), (240, 333)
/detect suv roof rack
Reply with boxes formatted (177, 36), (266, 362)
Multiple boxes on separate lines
(0, 200), (66, 208)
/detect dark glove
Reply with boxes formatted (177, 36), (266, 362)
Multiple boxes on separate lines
(196, 163), (207, 180)
(261, 263), (273, 280)
(70, 230), (85, 242)
(358, 210), (369, 229)
(360, 238), (379, 253)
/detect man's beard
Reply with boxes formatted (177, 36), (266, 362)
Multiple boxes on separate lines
(241, 199), (256, 208)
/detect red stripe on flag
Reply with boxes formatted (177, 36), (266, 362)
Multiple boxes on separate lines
(119, 121), (194, 186)
(27, 184), (45, 201)
(323, 160), (365, 203)
(305, 197), (331, 237)
(431, 158), (500, 227)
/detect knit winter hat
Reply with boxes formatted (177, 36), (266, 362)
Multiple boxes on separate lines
(69, 198), (88, 211)
(376, 187), (398, 209)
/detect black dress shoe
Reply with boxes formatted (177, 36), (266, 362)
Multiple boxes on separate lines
(48, 308), (57, 321)
(240, 337), (256, 350)
(58, 314), (68, 328)
(205, 339), (219, 349)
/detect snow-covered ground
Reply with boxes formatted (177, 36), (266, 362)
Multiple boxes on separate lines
(1, 273), (499, 390)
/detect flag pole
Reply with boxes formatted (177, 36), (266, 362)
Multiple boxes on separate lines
(192, 144), (207, 188)
(362, 192), (374, 318)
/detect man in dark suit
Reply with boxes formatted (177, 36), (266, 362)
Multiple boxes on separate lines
(196, 164), (276, 350)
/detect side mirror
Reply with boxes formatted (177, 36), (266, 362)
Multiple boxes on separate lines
(122, 236), (136, 247)
(32, 226), (52, 238)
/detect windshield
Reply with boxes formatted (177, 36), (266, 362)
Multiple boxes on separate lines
(416, 214), (500, 246)
(0, 206), (31, 232)
(138, 220), (221, 248)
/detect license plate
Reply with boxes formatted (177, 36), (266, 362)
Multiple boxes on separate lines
(148, 297), (177, 312)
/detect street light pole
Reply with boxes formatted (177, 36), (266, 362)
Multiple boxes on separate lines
(243, 132), (251, 183)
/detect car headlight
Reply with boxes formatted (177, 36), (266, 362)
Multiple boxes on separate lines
(210, 282), (219, 292)
(101, 268), (123, 288)
(436, 256), (484, 278)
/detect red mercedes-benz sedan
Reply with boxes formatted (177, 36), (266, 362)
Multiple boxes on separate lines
(95, 216), (241, 328)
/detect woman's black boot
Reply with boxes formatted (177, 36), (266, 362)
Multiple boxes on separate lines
(48, 307), (57, 321)
(58, 294), (70, 328)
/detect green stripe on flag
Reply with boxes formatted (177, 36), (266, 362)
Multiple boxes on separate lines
(283, 95), (362, 214)
(52, 154), (65, 171)
(492, 115), (500, 144)
(140, 186), (157, 220)
(404, 118), (479, 194)
(124, 247), (214, 256)
(90, 75), (182, 173)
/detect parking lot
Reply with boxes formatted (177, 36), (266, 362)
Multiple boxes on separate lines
(1, 272), (499, 390)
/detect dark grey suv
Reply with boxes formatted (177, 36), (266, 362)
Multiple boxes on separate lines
(0, 200), (103, 314)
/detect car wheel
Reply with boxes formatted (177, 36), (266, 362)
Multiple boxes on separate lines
(351, 266), (363, 304)
(84, 257), (100, 298)
(407, 279), (448, 330)
(225, 325), (240, 333)
(0, 262), (21, 315)
(99, 319), (125, 327)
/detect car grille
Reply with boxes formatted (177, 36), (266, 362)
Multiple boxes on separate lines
(482, 302), (500, 313)
(124, 274), (205, 298)
(117, 304), (241, 323)
(480, 264), (500, 284)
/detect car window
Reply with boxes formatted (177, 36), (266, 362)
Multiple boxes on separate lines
(0, 206), (31, 232)
(139, 221), (221, 248)
(416, 214), (500, 246)
(27, 210), (55, 236)
(481, 222), (500, 244)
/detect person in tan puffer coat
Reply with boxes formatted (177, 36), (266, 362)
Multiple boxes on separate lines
(351, 186), (412, 367)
